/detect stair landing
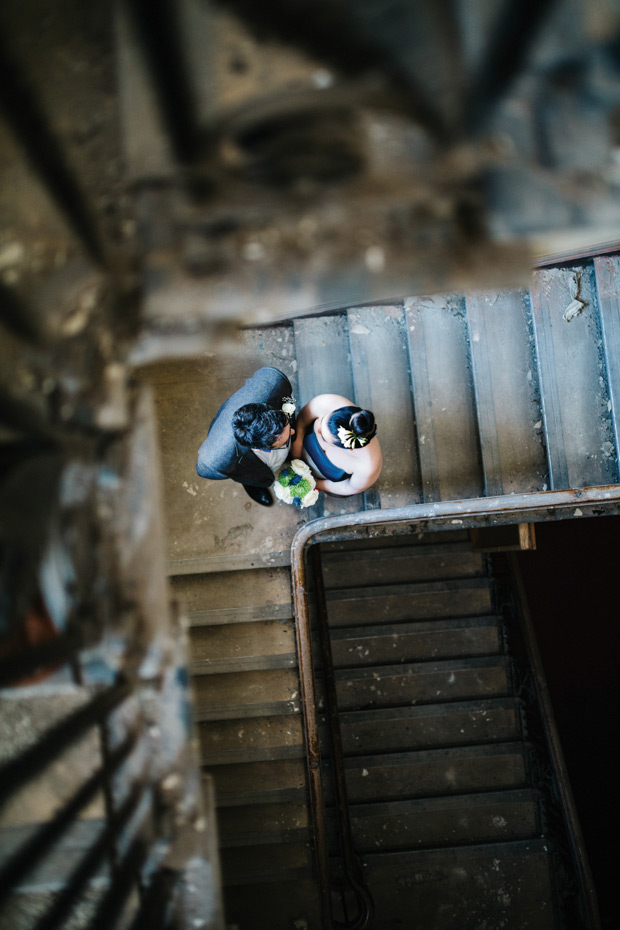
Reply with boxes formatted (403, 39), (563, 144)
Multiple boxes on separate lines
(141, 327), (309, 575)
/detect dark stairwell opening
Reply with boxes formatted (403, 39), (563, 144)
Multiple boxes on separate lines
(513, 515), (620, 930)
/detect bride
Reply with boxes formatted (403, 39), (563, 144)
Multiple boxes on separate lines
(290, 393), (382, 496)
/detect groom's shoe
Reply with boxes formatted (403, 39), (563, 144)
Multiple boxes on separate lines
(243, 484), (273, 507)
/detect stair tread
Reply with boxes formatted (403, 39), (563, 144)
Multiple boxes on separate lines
(326, 577), (492, 600)
(348, 788), (541, 852)
(329, 615), (499, 638)
(190, 618), (295, 670)
(293, 313), (362, 518)
(339, 697), (521, 753)
(193, 667), (299, 713)
(466, 288), (549, 495)
(351, 786), (537, 815)
(334, 655), (510, 678)
(220, 843), (313, 887)
(321, 542), (485, 587)
(201, 745), (305, 766)
(218, 801), (309, 847)
(214, 786), (307, 808)
(530, 264), (617, 489)
(325, 577), (493, 626)
(329, 616), (501, 666)
(172, 566), (292, 623)
(360, 839), (557, 930)
(338, 742), (528, 802)
(348, 305), (421, 507)
(194, 699), (301, 722)
(191, 653), (297, 675)
(198, 714), (304, 761)
(206, 759), (306, 805)
(333, 656), (510, 710)
(405, 293), (483, 501)
(594, 255), (620, 460)
(187, 603), (292, 628)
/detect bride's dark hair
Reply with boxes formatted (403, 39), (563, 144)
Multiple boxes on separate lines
(326, 406), (377, 449)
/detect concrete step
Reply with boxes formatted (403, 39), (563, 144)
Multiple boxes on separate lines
(320, 541), (486, 588)
(466, 288), (549, 495)
(221, 876), (322, 929)
(405, 293), (483, 502)
(594, 255), (620, 458)
(192, 668), (300, 720)
(198, 714), (304, 766)
(339, 743), (529, 803)
(530, 264), (618, 489)
(219, 842), (313, 887)
(333, 656), (511, 711)
(348, 305), (421, 508)
(338, 698), (522, 755)
(325, 577), (493, 627)
(172, 566), (293, 628)
(189, 618), (296, 675)
(293, 312), (362, 518)
(328, 616), (501, 668)
(206, 760), (306, 808)
(346, 788), (542, 852)
(217, 801), (309, 848)
(360, 839), (557, 930)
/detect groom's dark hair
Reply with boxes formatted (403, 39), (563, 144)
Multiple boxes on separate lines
(232, 403), (288, 448)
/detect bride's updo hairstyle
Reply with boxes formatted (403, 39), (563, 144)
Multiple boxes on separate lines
(326, 406), (377, 450)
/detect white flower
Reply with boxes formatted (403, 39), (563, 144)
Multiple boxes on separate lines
(290, 458), (311, 478)
(274, 481), (293, 503)
(281, 396), (296, 417)
(337, 425), (356, 448)
(302, 489), (319, 508)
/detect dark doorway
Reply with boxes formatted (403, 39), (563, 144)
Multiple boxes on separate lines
(517, 515), (620, 928)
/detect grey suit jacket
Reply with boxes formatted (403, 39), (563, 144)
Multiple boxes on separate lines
(196, 367), (293, 487)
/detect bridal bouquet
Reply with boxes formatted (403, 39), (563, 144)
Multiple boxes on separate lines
(274, 459), (319, 508)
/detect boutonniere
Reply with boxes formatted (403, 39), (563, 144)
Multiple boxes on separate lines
(281, 396), (296, 417)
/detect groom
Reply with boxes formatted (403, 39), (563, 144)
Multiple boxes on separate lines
(196, 367), (296, 507)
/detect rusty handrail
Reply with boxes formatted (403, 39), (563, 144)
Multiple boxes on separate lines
(309, 545), (373, 930)
(290, 485), (620, 930)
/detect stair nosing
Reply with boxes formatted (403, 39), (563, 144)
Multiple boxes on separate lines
(194, 699), (301, 722)
(190, 653), (297, 675)
(187, 602), (293, 628)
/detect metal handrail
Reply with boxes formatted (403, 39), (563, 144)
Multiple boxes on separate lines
(290, 485), (620, 930)
(309, 545), (373, 930)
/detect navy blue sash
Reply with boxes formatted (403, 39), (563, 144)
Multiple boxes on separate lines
(303, 426), (351, 482)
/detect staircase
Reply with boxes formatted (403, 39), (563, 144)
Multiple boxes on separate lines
(313, 533), (564, 930)
(146, 255), (620, 928)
